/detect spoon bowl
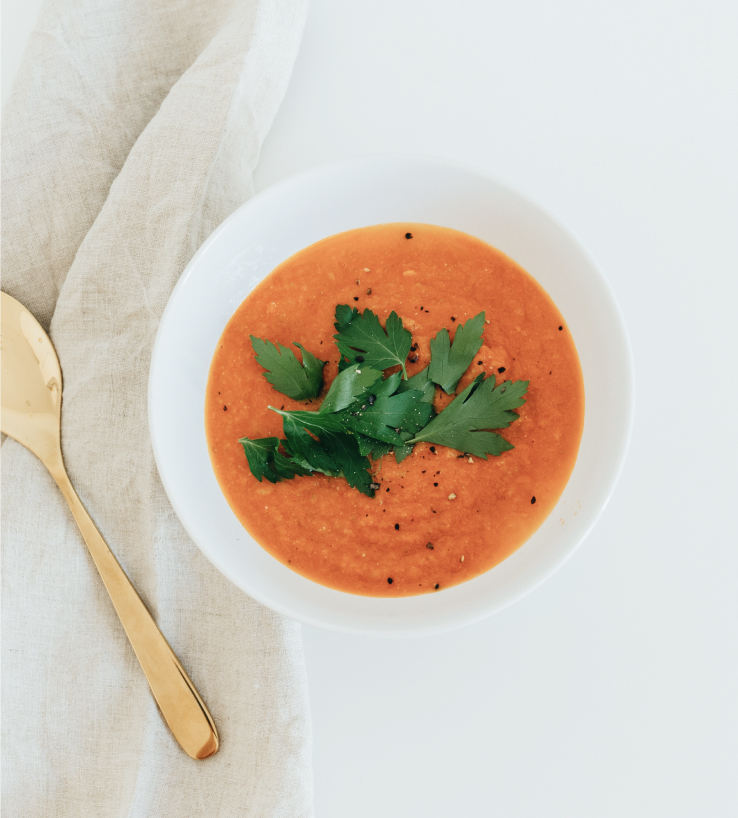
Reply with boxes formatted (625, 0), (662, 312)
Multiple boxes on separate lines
(1, 294), (62, 466)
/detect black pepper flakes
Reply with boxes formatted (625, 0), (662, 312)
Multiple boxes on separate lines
(394, 523), (400, 530)
(355, 355), (365, 363)
(558, 326), (563, 331)
(405, 232), (413, 239)
(388, 578), (393, 584)
(477, 361), (483, 365)
(223, 405), (227, 411)
(426, 542), (434, 549)
(451, 316), (456, 322)
(434, 583), (440, 590)
(430, 446), (436, 453)
(531, 496), (536, 504)
(498, 366), (506, 373)
(433, 482), (438, 487)
(366, 288), (372, 295)
(353, 297), (359, 301)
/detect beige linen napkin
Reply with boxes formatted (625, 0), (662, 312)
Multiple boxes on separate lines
(1, 1), (312, 815)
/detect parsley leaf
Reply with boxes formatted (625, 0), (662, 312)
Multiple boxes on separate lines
(334, 304), (358, 331)
(318, 430), (376, 496)
(355, 434), (394, 460)
(333, 306), (359, 373)
(250, 336), (325, 400)
(397, 365), (435, 403)
(408, 374), (528, 458)
(394, 438), (415, 464)
(270, 407), (344, 435)
(340, 371), (433, 444)
(238, 436), (312, 483)
(272, 448), (313, 479)
(333, 306), (413, 377)
(278, 416), (341, 476)
(394, 368), (436, 462)
(319, 364), (383, 414)
(281, 438), (339, 477)
(238, 436), (280, 482)
(270, 407), (376, 496)
(428, 311), (486, 394)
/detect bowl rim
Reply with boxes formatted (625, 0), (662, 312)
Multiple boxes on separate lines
(149, 153), (635, 636)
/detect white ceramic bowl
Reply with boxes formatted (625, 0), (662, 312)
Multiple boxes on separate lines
(149, 155), (633, 636)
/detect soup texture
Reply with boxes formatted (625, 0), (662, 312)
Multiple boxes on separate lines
(205, 224), (584, 596)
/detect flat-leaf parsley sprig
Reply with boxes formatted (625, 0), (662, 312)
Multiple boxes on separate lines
(408, 374), (529, 458)
(428, 311), (486, 394)
(249, 336), (325, 400)
(238, 305), (528, 496)
(333, 305), (413, 376)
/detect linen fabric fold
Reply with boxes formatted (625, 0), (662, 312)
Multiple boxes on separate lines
(1, 1), (312, 815)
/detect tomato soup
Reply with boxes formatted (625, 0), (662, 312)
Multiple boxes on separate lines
(205, 224), (584, 596)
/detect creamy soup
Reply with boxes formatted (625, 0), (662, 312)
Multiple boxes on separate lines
(205, 224), (584, 596)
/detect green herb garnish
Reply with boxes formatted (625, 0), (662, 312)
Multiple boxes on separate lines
(238, 306), (528, 495)
(313, 429), (376, 497)
(333, 305), (413, 376)
(238, 436), (312, 483)
(267, 368), (432, 495)
(428, 311), (486, 394)
(393, 440), (415, 464)
(356, 435), (395, 460)
(408, 374), (528, 457)
(271, 410), (376, 496)
(397, 365), (435, 403)
(249, 336), (325, 400)
(318, 364), (383, 413)
(340, 371), (433, 444)
(281, 436), (339, 477)
(278, 415), (342, 476)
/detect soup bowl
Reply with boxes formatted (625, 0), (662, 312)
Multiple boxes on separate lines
(149, 155), (633, 636)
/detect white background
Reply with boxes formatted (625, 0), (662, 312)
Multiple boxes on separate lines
(4, 1), (737, 816)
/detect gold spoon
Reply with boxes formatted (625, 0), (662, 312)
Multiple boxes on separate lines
(1, 292), (219, 760)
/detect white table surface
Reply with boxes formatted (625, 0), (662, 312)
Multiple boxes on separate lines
(4, 2), (737, 815)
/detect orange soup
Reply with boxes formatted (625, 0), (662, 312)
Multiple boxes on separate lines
(205, 224), (584, 596)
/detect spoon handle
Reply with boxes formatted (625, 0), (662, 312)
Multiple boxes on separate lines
(51, 467), (219, 760)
